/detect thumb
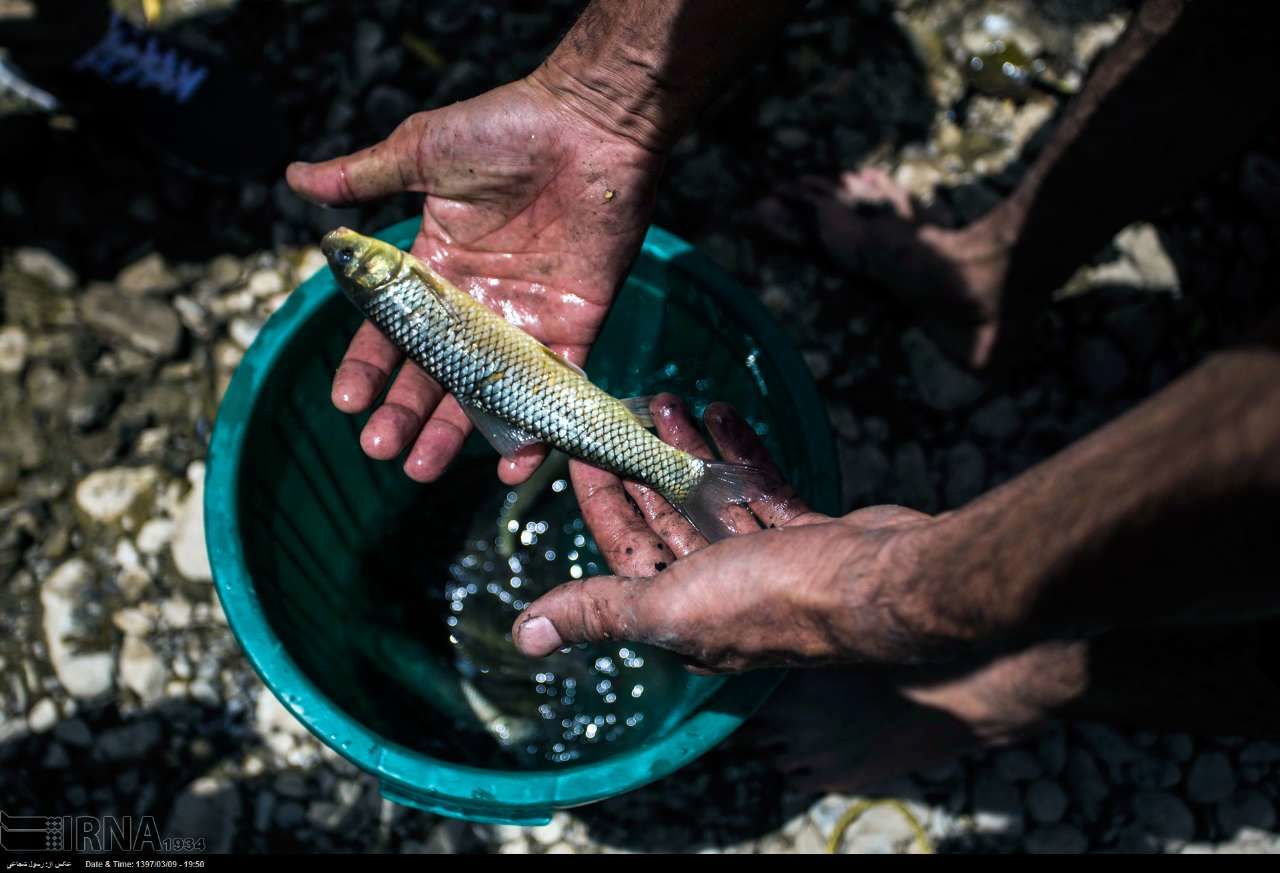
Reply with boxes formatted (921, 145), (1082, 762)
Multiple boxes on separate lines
(512, 575), (663, 657)
(286, 114), (427, 206)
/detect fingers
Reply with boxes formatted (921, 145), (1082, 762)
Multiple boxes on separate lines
(624, 483), (706, 558)
(702, 402), (817, 528)
(651, 394), (760, 538)
(332, 321), (403, 413)
(570, 460), (674, 576)
(286, 114), (426, 206)
(403, 395), (472, 483)
(359, 363), (444, 460)
(497, 444), (550, 486)
(511, 575), (659, 657)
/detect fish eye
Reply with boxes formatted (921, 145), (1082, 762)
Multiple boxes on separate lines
(335, 247), (355, 267)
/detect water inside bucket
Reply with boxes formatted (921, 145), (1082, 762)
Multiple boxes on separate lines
(228, 232), (836, 782)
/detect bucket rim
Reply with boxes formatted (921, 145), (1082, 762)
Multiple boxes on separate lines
(205, 218), (839, 818)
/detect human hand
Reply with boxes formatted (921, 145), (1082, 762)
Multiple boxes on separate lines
(287, 76), (664, 484)
(511, 395), (952, 672)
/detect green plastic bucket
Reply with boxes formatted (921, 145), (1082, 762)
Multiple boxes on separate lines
(205, 219), (839, 825)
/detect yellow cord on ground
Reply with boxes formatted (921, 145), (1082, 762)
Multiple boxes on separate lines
(141, 0), (163, 25)
(825, 798), (935, 854)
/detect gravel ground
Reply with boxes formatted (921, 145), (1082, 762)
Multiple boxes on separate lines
(2, 0), (1280, 854)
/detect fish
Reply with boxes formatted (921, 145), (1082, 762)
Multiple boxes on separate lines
(320, 227), (770, 541)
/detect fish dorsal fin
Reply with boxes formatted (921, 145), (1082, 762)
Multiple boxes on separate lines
(538, 344), (588, 379)
(455, 396), (542, 459)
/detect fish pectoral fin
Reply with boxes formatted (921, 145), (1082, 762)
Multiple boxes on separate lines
(457, 397), (542, 459)
(538, 344), (588, 380)
(620, 395), (656, 428)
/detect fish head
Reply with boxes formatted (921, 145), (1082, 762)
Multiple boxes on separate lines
(321, 227), (403, 307)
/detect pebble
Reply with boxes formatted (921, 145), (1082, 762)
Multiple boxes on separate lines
(973, 772), (1024, 835)
(995, 747), (1043, 783)
(1132, 791), (1196, 842)
(171, 464), (212, 582)
(900, 328), (984, 412)
(247, 268), (286, 298)
(0, 325), (29, 374)
(943, 441), (986, 506)
(1073, 336), (1129, 397)
(529, 815), (566, 846)
(40, 558), (115, 698)
(119, 635), (166, 703)
(96, 720), (161, 760)
(1216, 790), (1276, 835)
(969, 396), (1021, 440)
(136, 518), (176, 555)
(168, 776), (241, 853)
(15, 248), (77, 290)
(27, 697), (59, 732)
(1026, 779), (1068, 824)
(229, 316), (263, 350)
(75, 466), (161, 531)
(54, 717), (93, 747)
(1064, 748), (1109, 823)
(830, 801), (923, 854)
(117, 252), (181, 296)
(1024, 823), (1088, 854)
(1186, 751), (1236, 804)
(81, 284), (183, 358)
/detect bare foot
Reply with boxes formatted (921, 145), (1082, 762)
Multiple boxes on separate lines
(739, 640), (1089, 795)
(756, 168), (1014, 369)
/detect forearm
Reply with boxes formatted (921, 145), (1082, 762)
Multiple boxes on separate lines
(921, 318), (1280, 647)
(527, 0), (794, 151)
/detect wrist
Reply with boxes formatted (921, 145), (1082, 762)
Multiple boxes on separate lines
(525, 57), (680, 154)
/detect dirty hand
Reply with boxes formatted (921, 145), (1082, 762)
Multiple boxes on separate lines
(286, 76), (663, 485)
(511, 395), (949, 673)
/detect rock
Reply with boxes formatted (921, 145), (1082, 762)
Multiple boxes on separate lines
(969, 396), (1020, 441)
(96, 720), (161, 760)
(246, 268), (285, 298)
(889, 442), (937, 512)
(1038, 727), (1068, 776)
(256, 688), (310, 741)
(67, 376), (121, 431)
(829, 800), (924, 854)
(75, 466), (160, 531)
(1127, 756), (1181, 790)
(1075, 722), (1141, 770)
(1216, 790), (1275, 835)
(119, 635), (166, 703)
(15, 248), (77, 290)
(136, 518), (175, 555)
(43, 743), (71, 768)
(944, 442), (986, 506)
(1064, 748), (1109, 823)
(1026, 779), (1068, 824)
(1073, 336), (1129, 397)
(273, 801), (305, 828)
(840, 442), (890, 508)
(40, 558), (115, 698)
(171, 463), (211, 582)
(900, 328), (984, 412)
(1024, 823), (1087, 854)
(1161, 733), (1195, 762)
(793, 823), (826, 854)
(229, 316), (263, 350)
(529, 814), (566, 846)
(54, 717), (93, 747)
(28, 698), (59, 732)
(116, 252), (181, 296)
(0, 326), (29, 374)
(81, 284), (183, 358)
(973, 771), (1024, 835)
(1132, 791), (1195, 842)
(168, 776), (240, 853)
(1187, 751), (1236, 805)
(995, 747), (1043, 783)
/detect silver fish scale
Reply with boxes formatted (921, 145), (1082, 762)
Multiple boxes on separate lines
(363, 273), (705, 503)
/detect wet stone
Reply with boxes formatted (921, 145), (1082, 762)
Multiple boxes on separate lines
(168, 776), (240, 853)
(27, 697), (59, 732)
(170, 465), (212, 582)
(40, 557), (115, 699)
(74, 466), (160, 531)
(1216, 790), (1276, 835)
(14, 248), (77, 291)
(1026, 779), (1068, 824)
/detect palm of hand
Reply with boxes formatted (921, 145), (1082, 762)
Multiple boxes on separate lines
(288, 80), (662, 484)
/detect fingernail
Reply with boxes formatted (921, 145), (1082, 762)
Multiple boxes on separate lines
(518, 616), (562, 654)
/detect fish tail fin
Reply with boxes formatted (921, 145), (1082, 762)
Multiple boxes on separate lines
(676, 462), (776, 543)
